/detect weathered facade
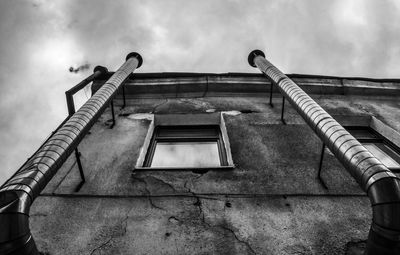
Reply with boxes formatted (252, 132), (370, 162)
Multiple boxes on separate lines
(1, 52), (400, 254)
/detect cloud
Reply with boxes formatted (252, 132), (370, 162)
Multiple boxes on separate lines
(0, 0), (400, 184)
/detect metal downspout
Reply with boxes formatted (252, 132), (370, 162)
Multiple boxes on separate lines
(248, 50), (400, 255)
(0, 52), (143, 255)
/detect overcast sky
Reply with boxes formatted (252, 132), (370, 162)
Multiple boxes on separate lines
(0, 0), (399, 185)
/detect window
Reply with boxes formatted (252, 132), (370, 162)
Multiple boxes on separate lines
(135, 113), (234, 170)
(346, 126), (400, 170)
(144, 126), (227, 167)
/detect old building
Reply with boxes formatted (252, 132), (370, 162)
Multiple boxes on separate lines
(1, 51), (400, 254)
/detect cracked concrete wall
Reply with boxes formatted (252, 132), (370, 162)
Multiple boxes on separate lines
(31, 93), (400, 255)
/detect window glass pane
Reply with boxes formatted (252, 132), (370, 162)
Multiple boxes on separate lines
(363, 143), (400, 169)
(157, 127), (219, 138)
(347, 128), (377, 140)
(151, 141), (221, 167)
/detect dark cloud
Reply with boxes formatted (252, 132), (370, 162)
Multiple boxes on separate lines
(0, 0), (400, 184)
(61, 0), (155, 70)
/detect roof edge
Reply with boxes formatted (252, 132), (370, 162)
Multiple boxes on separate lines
(95, 72), (400, 83)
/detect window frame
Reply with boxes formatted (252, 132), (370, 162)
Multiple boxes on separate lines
(143, 125), (228, 167)
(134, 113), (234, 171)
(345, 126), (400, 171)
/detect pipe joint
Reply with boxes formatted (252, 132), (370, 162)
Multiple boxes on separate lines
(248, 49), (265, 67)
(125, 52), (143, 68)
(93, 65), (108, 74)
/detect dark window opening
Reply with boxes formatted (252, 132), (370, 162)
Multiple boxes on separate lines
(143, 125), (228, 168)
(346, 126), (400, 170)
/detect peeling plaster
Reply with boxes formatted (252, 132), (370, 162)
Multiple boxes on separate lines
(222, 110), (241, 116)
(127, 113), (154, 121)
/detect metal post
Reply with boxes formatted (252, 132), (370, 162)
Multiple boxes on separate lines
(74, 149), (85, 192)
(110, 99), (115, 129)
(281, 96), (286, 125)
(66, 92), (76, 116)
(269, 82), (274, 107)
(317, 143), (328, 189)
(122, 84), (126, 109)
(248, 49), (400, 255)
(0, 52), (142, 255)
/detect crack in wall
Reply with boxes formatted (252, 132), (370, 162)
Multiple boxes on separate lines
(183, 173), (208, 222)
(218, 225), (256, 255)
(89, 238), (112, 255)
(173, 193), (256, 254)
(183, 172), (206, 192)
(151, 98), (169, 113)
(132, 175), (165, 211)
(184, 179), (205, 222)
(120, 206), (133, 236)
(181, 173), (256, 254)
(89, 205), (133, 255)
(145, 175), (178, 193)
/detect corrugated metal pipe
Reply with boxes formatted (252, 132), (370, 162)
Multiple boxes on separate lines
(248, 50), (400, 254)
(0, 52), (143, 255)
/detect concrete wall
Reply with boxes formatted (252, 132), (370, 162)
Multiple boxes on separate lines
(31, 75), (400, 255)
